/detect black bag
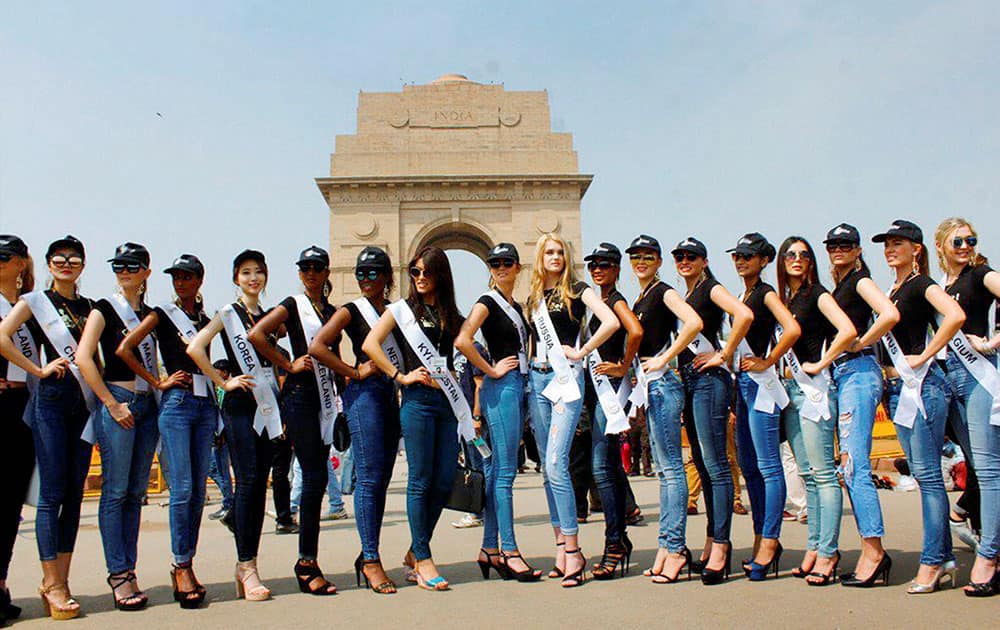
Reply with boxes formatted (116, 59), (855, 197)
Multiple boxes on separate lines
(445, 464), (485, 514)
(332, 412), (351, 451)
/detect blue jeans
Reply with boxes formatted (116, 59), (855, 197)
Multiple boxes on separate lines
(344, 376), (400, 561)
(646, 372), (687, 551)
(591, 378), (629, 544)
(95, 383), (159, 574)
(681, 365), (734, 543)
(830, 354), (885, 538)
(399, 384), (457, 561)
(208, 443), (233, 512)
(529, 367), (585, 535)
(945, 352), (1000, 560)
(782, 379), (842, 557)
(888, 365), (954, 565)
(481, 370), (525, 552)
(735, 372), (786, 540)
(158, 387), (216, 564)
(30, 376), (93, 561)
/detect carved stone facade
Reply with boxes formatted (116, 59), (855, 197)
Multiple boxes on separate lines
(316, 74), (592, 304)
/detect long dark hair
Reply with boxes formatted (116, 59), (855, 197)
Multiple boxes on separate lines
(776, 236), (819, 304)
(407, 246), (462, 336)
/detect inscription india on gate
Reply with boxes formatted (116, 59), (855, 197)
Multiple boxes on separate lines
(315, 73), (593, 305)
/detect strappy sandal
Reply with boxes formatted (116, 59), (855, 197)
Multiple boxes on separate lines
(170, 564), (205, 609)
(561, 548), (587, 588)
(38, 582), (80, 620)
(806, 551), (841, 587)
(549, 541), (566, 578)
(651, 547), (693, 584)
(501, 551), (543, 582)
(294, 560), (337, 595)
(477, 548), (511, 580)
(107, 573), (147, 611)
(234, 560), (271, 601)
(403, 550), (418, 583)
(592, 540), (630, 580)
(355, 553), (396, 594)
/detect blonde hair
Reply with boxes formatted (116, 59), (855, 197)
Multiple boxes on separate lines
(526, 233), (581, 317)
(935, 217), (988, 272)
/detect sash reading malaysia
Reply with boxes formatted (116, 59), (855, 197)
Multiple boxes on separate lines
(0, 298), (40, 423)
(21, 291), (100, 442)
(880, 330), (929, 429)
(775, 324), (830, 423)
(293, 294), (339, 445)
(106, 294), (158, 394)
(352, 297), (403, 370)
(531, 301), (581, 404)
(735, 338), (790, 414)
(484, 290), (528, 374)
(386, 300), (480, 446)
(219, 304), (283, 438)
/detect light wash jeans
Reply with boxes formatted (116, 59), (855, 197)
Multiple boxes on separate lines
(480, 370), (526, 552)
(646, 372), (688, 551)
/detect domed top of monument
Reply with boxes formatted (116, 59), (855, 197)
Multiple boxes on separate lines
(429, 73), (476, 85)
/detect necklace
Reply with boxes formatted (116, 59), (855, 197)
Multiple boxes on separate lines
(685, 273), (706, 299)
(635, 279), (661, 306)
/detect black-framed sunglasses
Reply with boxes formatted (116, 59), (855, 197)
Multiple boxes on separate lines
(952, 236), (978, 249)
(673, 252), (699, 263)
(49, 255), (84, 269)
(825, 242), (855, 253)
(783, 250), (812, 261)
(409, 266), (429, 279)
(299, 262), (328, 273)
(355, 269), (380, 281)
(0, 253), (12, 263)
(731, 252), (754, 262)
(111, 262), (146, 274)
(488, 259), (516, 269)
(629, 253), (658, 264)
(587, 260), (616, 271)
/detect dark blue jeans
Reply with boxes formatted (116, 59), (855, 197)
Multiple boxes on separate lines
(344, 375), (400, 561)
(223, 391), (276, 562)
(399, 384), (459, 561)
(95, 383), (159, 573)
(30, 375), (93, 561)
(281, 383), (330, 560)
(591, 376), (629, 544)
(681, 365), (734, 543)
(735, 372), (786, 540)
(158, 387), (216, 564)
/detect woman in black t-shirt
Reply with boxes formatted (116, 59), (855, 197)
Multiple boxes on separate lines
(363, 245), (466, 591)
(310, 246), (400, 594)
(775, 236), (856, 585)
(77, 243), (158, 611)
(456, 242), (542, 582)
(247, 246), (338, 596)
(874, 220), (964, 593)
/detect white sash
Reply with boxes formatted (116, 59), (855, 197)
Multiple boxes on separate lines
(484, 290), (528, 374)
(945, 329), (1000, 427)
(776, 324), (830, 422)
(586, 348), (632, 433)
(21, 291), (100, 442)
(1, 299), (40, 424)
(159, 302), (213, 398)
(880, 331), (929, 429)
(219, 304), (282, 438)
(352, 297), (403, 369)
(293, 294), (339, 444)
(386, 300), (478, 445)
(107, 294), (157, 394)
(627, 341), (669, 419)
(531, 301), (581, 403)
(735, 338), (790, 413)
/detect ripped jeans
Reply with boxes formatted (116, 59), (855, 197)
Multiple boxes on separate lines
(830, 354), (885, 539)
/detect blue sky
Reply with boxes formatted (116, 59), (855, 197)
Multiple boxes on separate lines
(2, 1), (998, 312)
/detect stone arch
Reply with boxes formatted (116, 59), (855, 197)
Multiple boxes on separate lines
(407, 217), (495, 264)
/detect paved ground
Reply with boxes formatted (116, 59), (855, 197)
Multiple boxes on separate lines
(6, 463), (996, 629)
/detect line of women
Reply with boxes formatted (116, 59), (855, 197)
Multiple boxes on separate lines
(0, 216), (998, 622)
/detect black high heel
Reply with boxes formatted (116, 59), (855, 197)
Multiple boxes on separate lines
(963, 568), (1000, 597)
(700, 542), (732, 586)
(354, 553), (396, 594)
(170, 564), (205, 609)
(593, 539), (629, 580)
(294, 559), (337, 595)
(841, 553), (892, 588)
(651, 547), (693, 584)
(500, 552), (543, 582)
(622, 534), (634, 573)
(548, 541), (566, 578)
(806, 551), (841, 587)
(106, 573), (147, 611)
(477, 548), (511, 580)
(561, 548), (587, 588)
(747, 543), (783, 581)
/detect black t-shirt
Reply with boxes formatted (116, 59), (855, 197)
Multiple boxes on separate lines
(154, 304), (211, 375)
(633, 282), (677, 358)
(531, 281), (588, 353)
(741, 282), (777, 358)
(342, 299), (405, 365)
(27, 289), (95, 363)
(0, 298), (19, 377)
(946, 264), (994, 337)
(95, 298), (152, 382)
(279, 295), (337, 389)
(887, 275), (937, 357)
(679, 277), (723, 366)
(590, 288), (628, 363)
(398, 300), (461, 373)
(831, 267), (873, 344)
(476, 293), (527, 362)
(788, 283), (834, 364)
(220, 302), (274, 372)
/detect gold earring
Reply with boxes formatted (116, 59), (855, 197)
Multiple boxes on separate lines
(15, 275), (22, 290)
(854, 258), (862, 272)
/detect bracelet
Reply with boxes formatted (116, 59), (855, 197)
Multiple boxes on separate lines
(391, 368), (401, 381)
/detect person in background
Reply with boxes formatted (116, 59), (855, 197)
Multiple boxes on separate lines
(208, 359), (234, 528)
(452, 343), (487, 530)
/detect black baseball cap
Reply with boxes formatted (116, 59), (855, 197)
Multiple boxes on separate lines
(727, 232), (775, 259)
(296, 245), (330, 268)
(163, 254), (205, 277)
(671, 237), (708, 259)
(584, 242), (622, 263)
(625, 234), (662, 256)
(823, 223), (861, 245)
(486, 242), (519, 263)
(0, 235), (28, 258)
(872, 219), (923, 244)
(356, 246), (391, 271)
(108, 242), (150, 267)
(233, 249), (266, 271)
(46, 235), (85, 261)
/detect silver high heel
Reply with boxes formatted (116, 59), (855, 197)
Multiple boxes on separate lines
(907, 561), (957, 594)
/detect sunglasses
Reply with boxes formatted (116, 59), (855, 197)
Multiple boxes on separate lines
(630, 253), (658, 264)
(111, 262), (146, 274)
(783, 250), (812, 261)
(49, 255), (84, 269)
(673, 252), (699, 263)
(409, 266), (430, 279)
(355, 269), (381, 281)
(731, 252), (754, 262)
(952, 236), (978, 249)
(587, 260), (616, 271)
(0, 253), (11, 263)
(488, 259), (516, 269)
(299, 262), (328, 273)
(825, 242), (855, 253)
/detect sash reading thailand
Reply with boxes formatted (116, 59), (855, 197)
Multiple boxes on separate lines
(880, 330), (929, 429)
(352, 297), (403, 369)
(293, 295), (339, 444)
(1, 299), (40, 423)
(107, 294), (158, 393)
(531, 301), (581, 404)
(219, 304), (283, 438)
(776, 324), (830, 422)
(484, 290), (529, 374)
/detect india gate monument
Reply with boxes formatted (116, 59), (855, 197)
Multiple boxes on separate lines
(315, 73), (592, 305)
